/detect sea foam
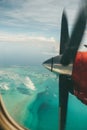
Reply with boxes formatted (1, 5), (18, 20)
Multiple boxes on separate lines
(0, 83), (9, 90)
(24, 77), (36, 91)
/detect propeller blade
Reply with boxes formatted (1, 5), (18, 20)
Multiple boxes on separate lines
(61, 9), (86, 65)
(60, 11), (69, 54)
(59, 10), (74, 130)
(59, 75), (69, 130)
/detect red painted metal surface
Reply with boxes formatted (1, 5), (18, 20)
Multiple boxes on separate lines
(72, 52), (87, 105)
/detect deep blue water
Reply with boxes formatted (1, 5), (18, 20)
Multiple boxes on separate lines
(0, 65), (87, 130)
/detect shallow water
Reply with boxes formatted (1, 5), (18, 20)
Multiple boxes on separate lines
(0, 65), (87, 130)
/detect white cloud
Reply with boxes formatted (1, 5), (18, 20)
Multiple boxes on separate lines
(0, 0), (81, 31)
(0, 32), (56, 43)
(0, 0), (86, 56)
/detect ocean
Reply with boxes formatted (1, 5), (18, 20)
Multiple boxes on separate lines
(0, 65), (87, 130)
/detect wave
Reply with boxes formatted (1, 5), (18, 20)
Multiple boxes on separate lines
(24, 77), (36, 91)
(0, 83), (9, 90)
(0, 70), (20, 82)
(0, 69), (36, 92)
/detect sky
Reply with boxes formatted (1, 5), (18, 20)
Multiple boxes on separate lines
(0, 0), (87, 66)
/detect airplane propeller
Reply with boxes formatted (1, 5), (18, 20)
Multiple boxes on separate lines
(59, 8), (86, 130)
(43, 8), (86, 130)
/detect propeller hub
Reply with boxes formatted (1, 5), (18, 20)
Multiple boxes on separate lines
(43, 55), (73, 75)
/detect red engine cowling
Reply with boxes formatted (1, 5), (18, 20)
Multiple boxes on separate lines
(72, 52), (87, 105)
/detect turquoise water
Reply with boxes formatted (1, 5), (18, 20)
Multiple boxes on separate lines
(0, 65), (87, 130)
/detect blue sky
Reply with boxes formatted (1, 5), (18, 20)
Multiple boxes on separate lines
(0, 0), (87, 66)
